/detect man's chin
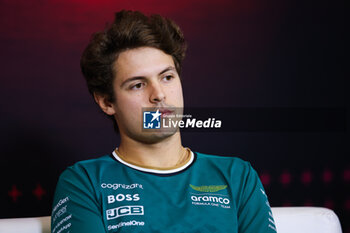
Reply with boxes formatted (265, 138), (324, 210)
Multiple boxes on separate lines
(138, 128), (179, 144)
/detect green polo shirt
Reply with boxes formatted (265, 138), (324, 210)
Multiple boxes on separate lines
(51, 151), (277, 233)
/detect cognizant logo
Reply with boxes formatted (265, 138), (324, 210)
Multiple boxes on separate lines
(191, 195), (230, 205)
(101, 183), (143, 190)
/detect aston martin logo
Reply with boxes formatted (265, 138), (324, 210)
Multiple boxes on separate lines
(189, 184), (227, 192)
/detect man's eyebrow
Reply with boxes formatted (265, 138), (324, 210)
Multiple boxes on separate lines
(121, 66), (176, 88)
(159, 66), (176, 75)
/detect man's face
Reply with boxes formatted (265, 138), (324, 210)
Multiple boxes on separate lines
(110, 46), (184, 143)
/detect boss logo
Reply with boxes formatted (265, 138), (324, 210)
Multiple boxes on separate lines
(107, 194), (140, 204)
(106, 205), (144, 220)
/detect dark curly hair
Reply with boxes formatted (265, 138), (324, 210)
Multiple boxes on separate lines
(80, 10), (187, 131)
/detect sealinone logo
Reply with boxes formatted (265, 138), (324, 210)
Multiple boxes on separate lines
(108, 220), (145, 231)
(189, 184), (227, 192)
(106, 205), (144, 220)
(143, 110), (161, 129)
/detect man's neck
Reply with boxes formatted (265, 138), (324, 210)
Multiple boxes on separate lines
(117, 132), (184, 169)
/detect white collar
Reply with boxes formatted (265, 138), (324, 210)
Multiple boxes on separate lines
(111, 149), (195, 174)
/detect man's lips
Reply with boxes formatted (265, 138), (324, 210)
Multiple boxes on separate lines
(159, 109), (174, 116)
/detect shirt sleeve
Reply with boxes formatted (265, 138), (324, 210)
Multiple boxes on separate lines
(51, 166), (106, 233)
(237, 163), (277, 233)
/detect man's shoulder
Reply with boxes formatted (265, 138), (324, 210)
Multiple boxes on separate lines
(192, 151), (258, 186)
(69, 154), (113, 169)
(59, 154), (115, 178)
(195, 151), (248, 163)
(194, 151), (252, 170)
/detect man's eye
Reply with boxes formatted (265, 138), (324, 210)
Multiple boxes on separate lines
(131, 83), (144, 90)
(163, 75), (173, 81)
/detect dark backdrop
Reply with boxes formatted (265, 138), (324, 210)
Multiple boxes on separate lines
(0, 0), (347, 231)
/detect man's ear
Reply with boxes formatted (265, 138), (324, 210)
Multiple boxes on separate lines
(93, 93), (116, 115)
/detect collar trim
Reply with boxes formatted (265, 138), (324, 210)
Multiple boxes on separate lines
(111, 149), (194, 174)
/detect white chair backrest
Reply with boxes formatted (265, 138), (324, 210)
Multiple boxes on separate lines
(272, 207), (342, 233)
(0, 207), (343, 233)
(0, 216), (50, 233)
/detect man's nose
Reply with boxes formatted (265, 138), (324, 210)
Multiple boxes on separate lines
(149, 81), (166, 103)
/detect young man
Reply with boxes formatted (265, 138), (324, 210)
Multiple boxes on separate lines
(51, 10), (277, 233)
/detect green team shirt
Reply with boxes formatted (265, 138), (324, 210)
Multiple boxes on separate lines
(51, 151), (277, 233)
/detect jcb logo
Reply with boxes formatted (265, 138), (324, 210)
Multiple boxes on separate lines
(106, 205), (144, 220)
